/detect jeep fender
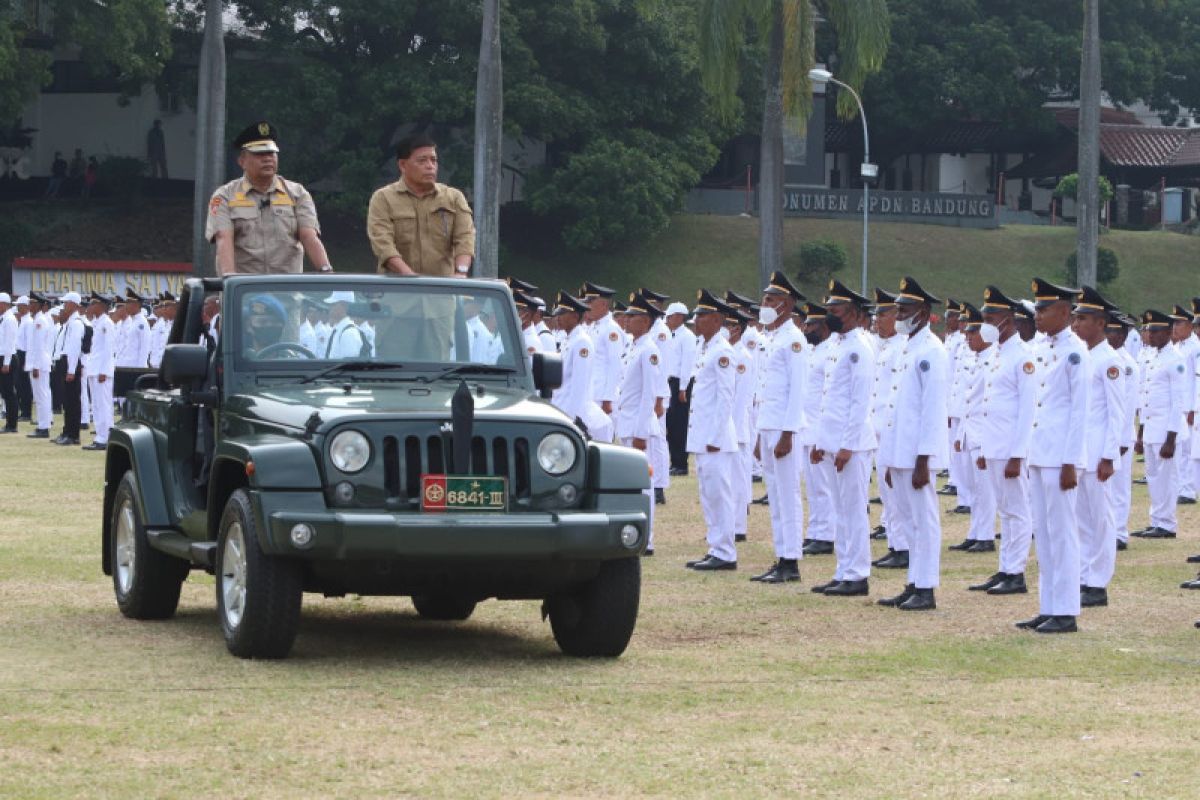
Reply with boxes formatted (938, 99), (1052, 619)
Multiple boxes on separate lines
(102, 424), (170, 575)
(213, 435), (324, 490)
(587, 442), (651, 493)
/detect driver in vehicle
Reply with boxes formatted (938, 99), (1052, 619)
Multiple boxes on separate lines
(242, 294), (289, 355)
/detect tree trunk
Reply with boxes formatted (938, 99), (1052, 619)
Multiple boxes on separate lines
(1076, 0), (1101, 288)
(191, 0), (226, 277)
(757, 0), (785, 291)
(473, 0), (503, 279)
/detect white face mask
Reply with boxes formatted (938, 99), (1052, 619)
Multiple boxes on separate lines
(979, 323), (1001, 345)
(758, 305), (779, 326)
(718, 326), (730, 341)
(895, 316), (916, 335)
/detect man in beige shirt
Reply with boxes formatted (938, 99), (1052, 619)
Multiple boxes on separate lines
(367, 133), (476, 277)
(206, 121), (334, 276)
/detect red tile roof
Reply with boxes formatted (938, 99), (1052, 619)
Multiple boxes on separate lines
(1099, 124), (1200, 167)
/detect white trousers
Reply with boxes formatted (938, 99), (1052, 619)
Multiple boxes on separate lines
(1029, 465), (1081, 616)
(831, 450), (871, 581)
(874, 449), (909, 551)
(948, 418), (975, 507)
(620, 438), (655, 549)
(760, 430), (803, 559)
(696, 450), (736, 562)
(649, 431), (669, 490)
(887, 467), (940, 589)
(29, 369), (51, 430)
(1144, 446), (1178, 532)
(89, 375), (114, 444)
(732, 441), (752, 536)
(1078, 469), (1117, 589)
(1109, 449), (1133, 542)
(802, 445), (834, 542)
(966, 447), (997, 542)
(987, 457), (1032, 575)
(80, 372), (91, 425)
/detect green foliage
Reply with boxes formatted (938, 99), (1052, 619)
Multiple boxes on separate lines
(1064, 246), (1120, 288)
(1054, 173), (1115, 203)
(97, 156), (147, 205)
(789, 239), (847, 289)
(0, 217), (34, 265)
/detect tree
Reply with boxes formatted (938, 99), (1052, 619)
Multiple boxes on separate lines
(698, 1), (890, 289)
(191, 0), (226, 277)
(473, 0), (502, 279)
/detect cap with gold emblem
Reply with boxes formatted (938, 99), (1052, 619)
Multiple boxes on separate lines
(232, 121), (280, 153)
(580, 282), (615, 300)
(505, 276), (538, 293)
(801, 301), (828, 320)
(960, 301), (983, 329)
(1142, 309), (1172, 329)
(512, 290), (539, 312)
(873, 288), (898, 310)
(981, 285), (1020, 313)
(896, 276), (940, 306)
(945, 299), (963, 316)
(725, 290), (755, 308)
(125, 289), (144, 303)
(1074, 285), (1119, 317)
(1169, 303), (1194, 323)
(552, 291), (589, 316)
(1031, 277), (1078, 309)
(630, 288), (666, 311)
(825, 278), (870, 308)
(694, 288), (733, 316)
(762, 270), (806, 301)
(627, 294), (664, 319)
(638, 287), (670, 304)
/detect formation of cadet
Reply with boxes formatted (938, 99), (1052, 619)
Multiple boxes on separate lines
(0, 289), (176, 448)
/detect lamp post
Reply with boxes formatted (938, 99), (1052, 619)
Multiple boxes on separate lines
(809, 68), (875, 296)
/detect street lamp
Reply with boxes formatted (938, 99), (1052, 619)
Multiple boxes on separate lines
(809, 67), (874, 296)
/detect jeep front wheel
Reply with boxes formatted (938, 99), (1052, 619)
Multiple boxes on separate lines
(216, 489), (303, 659)
(546, 557), (640, 657)
(412, 594), (477, 621)
(111, 470), (188, 619)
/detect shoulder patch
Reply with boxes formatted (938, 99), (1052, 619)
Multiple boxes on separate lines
(209, 196), (222, 215)
(919, 360), (930, 372)
(1106, 365), (1120, 380)
(849, 352), (859, 363)
(718, 355), (730, 368)
(1068, 352), (1081, 365)
(649, 353), (659, 365)
(737, 363), (746, 374)
(527, 346), (536, 354)
(1178, 364), (1185, 373)
(609, 331), (619, 342)
(1125, 366), (1133, 376)
(579, 347), (589, 358)
(1023, 361), (1035, 374)
(657, 332), (667, 341)
(791, 341), (802, 353)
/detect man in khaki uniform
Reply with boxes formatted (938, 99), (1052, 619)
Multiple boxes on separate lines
(367, 133), (476, 278)
(206, 121), (334, 276)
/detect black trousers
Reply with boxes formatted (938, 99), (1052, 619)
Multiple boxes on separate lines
(0, 363), (17, 429)
(50, 359), (64, 413)
(54, 357), (82, 439)
(14, 350), (32, 417)
(666, 376), (693, 471)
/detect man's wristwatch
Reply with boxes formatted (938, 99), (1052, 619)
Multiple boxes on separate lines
(455, 264), (470, 275)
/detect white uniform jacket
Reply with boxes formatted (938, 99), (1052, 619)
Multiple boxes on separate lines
(0, 310), (17, 367)
(686, 335), (737, 453)
(86, 314), (117, 378)
(1116, 346), (1139, 450)
(816, 328), (876, 453)
(755, 319), (807, 433)
(801, 334), (835, 447)
(552, 325), (607, 434)
(731, 340), (757, 445)
(613, 333), (661, 441)
(1029, 328), (1089, 469)
(588, 313), (623, 404)
(878, 325), (949, 470)
(52, 312), (87, 373)
(977, 334), (1036, 462)
(869, 334), (903, 435)
(1139, 344), (1188, 446)
(1081, 340), (1127, 469)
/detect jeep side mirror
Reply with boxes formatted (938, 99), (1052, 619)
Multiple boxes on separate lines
(161, 343), (210, 388)
(532, 352), (562, 398)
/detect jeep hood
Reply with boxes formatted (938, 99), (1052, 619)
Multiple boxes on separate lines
(223, 382), (570, 430)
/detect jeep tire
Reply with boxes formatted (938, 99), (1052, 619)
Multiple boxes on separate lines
(411, 594), (477, 621)
(546, 557), (640, 657)
(111, 470), (188, 619)
(216, 489), (303, 659)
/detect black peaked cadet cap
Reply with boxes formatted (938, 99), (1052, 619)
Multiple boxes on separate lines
(725, 290), (755, 308)
(762, 270), (805, 301)
(511, 290), (538, 311)
(1169, 303), (1194, 322)
(981, 285), (1020, 313)
(873, 288), (898, 309)
(232, 121), (279, 152)
(627, 294), (664, 319)
(630, 289), (665, 310)
(125, 289), (143, 302)
(896, 276), (940, 306)
(802, 301), (828, 320)
(1142, 309), (1171, 328)
(552, 291), (588, 315)
(1031, 277), (1078, 309)
(580, 281), (614, 299)
(825, 278), (870, 308)
(639, 287), (670, 303)
(694, 288), (733, 316)
(960, 301), (983, 327)
(1074, 285), (1119, 316)
(945, 298), (963, 315)
(1191, 296), (1200, 318)
(505, 276), (538, 292)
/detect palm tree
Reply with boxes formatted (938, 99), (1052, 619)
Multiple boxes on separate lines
(192, 0), (226, 277)
(473, 0), (503, 279)
(698, 0), (889, 289)
(1075, 0), (1101, 288)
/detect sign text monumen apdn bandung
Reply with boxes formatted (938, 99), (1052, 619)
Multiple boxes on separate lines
(782, 188), (998, 229)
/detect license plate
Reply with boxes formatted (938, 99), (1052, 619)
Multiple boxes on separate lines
(421, 475), (507, 512)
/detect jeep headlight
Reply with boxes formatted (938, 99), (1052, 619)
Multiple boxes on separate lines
(537, 432), (577, 475)
(329, 430), (371, 473)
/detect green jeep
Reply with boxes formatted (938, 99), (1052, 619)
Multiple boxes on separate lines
(101, 274), (649, 659)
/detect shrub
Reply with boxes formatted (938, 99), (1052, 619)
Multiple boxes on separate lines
(1054, 173), (1115, 204)
(1064, 247), (1119, 288)
(793, 239), (848, 287)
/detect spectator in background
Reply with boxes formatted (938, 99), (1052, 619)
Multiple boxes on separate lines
(82, 156), (98, 198)
(68, 148), (85, 192)
(147, 119), (168, 179)
(44, 152), (67, 198)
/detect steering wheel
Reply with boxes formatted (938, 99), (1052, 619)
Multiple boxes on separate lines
(255, 342), (317, 360)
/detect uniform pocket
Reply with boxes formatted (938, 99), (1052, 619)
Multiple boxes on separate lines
(393, 209), (417, 245)
(273, 204), (297, 237)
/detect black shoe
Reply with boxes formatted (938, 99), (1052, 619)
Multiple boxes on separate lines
(987, 573), (1028, 595)
(690, 555), (737, 571)
(899, 588), (936, 610)
(1015, 614), (1051, 630)
(1186, 553), (1200, 563)
(17, 415), (31, 422)
(824, 579), (869, 597)
(937, 484), (958, 496)
(685, 553), (711, 568)
(966, 540), (996, 553)
(874, 550), (909, 569)
(1142, 527), (1177, 539)
(872, 548), (896, 567)
(947, 538), (974, 551)
(937, 469), (950, 478)
(0, 428), (17, 434)
(749, 563), (779, 582)
(1117, 540), (1128, 551)
(1133, 477), (1147, 485)
(79, 423), (88, 431)
(1179, 496), (1197, 505)
(81, 442), (107, 451)
(968, 572), (1005, 592)
(1129, 527), (1149, 538)
(734, 533), (747, 542)
(802, 540), (834, 556)
(869, 496), (882, 505)
(1034, 615), (1078, 634)
(52, 435), (70, 445)
(668, 467), (688, 477)
(870, 525), (887, 540)
(642, 549), (654, 557)
(751, 494), (769, 506)
(811, 580), (838, 594)
(654, 488), (666, 505)
(1080, 586), (1108, 607)
(26, 429), (48, 438)
(878, 584), (916, 607)
(1180, 578), (1200, 590)
(759, 559), (800, 584)
(951, 505), (972, 515)
(752, 475), (763, 483)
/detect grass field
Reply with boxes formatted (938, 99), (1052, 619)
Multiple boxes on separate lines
(2, 417), (1200, 797)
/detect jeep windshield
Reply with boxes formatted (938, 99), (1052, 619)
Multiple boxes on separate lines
(229, 280), (523, 379)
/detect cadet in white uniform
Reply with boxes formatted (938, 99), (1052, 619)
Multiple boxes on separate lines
(1015, 278), (1090, 635)
(1105, 315), (1140, 549)
(942, 302), (975, 513)
(117, 290), (152, 368)
(726, 308), (758, 545)
(869, 289), (910, 570)
(683, 290), (739, 571)
(0, 293), (17, 433)
(50, 292), (87, 445)
(810, 280), (877, 597)
(950, 303), (998, 554)
(1070, 287), (1128, 609)
(799, 304), (836, 555)
(580, 282), (622, 442)
(876, 276), (948, 612)
(1169, 304), (1199, 503)
(24, 294), (54, 438)
(550, 292), (610, 444)
(750, 271), (808, 585)
(322, 292), (366, 359)
(82, 293), (117, 450)
(1133, 308), (1187, 540)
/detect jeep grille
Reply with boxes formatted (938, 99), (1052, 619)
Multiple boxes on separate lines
(382, 434), (532, 502)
